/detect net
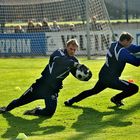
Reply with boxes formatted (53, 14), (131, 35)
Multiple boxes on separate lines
(0, 0), (114, 57)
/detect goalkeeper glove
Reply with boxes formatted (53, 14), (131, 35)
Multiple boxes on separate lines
(74, 62), (82, 68)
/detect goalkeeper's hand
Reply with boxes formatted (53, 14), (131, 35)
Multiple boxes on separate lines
(74, 62), (88, 71)
(74, 62), (83, 68)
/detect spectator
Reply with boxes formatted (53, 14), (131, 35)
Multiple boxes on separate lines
(91, 16), (102, 31)
(14, 25), (24, 33)
(0, 21), (5, 33)
(42, 20), (51, 32)
(35, 22), (43, 32)
(69, 24), (75, 31)
(51, 21), (60, 32)
(91, 16), (108, 49)
(27, 20), (35, 33)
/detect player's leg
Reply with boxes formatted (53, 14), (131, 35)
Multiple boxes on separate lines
(2, 87), (37, 112)
(110, 79), (139, 107)
(0, 87), (36, 113)
(24, 93), (58, 117)
(0, 79), (45, 114)
(36, 94), (57, 117)
(64, 80), (106, 106)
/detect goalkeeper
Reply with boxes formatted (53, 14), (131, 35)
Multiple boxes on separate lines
(65, 32), (140, 107)
(0, 39), (83, 117)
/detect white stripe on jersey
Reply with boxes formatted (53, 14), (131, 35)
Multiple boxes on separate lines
(105, 50), (112, 67)
(107, 50), (112, 57)
(121, 80), (129, 86)
(23, 87), (33, 96)
(53, 56), (59, 60)
(58, 49), (65, 56)
(114, 43), (124, 61)
(49, 49), (65, 74)
(56, 68), (70, 79)
(49, 62), (54, 74)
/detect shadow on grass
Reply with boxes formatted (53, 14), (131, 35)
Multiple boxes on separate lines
(1, 112), (65, 139)
(67, 104), (135, 140)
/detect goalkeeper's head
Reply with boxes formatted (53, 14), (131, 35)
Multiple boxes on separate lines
(66, 39), (79, 56)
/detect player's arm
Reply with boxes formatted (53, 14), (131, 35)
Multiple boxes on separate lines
(119, 49), (140, 66)
(54, 56), (80, 68)
(127, 44), (140, 53)
(51, 49), (79, 68)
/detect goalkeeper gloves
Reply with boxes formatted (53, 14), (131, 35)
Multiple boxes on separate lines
(74, 62), (82, 68)
(74, 62), (89, 71)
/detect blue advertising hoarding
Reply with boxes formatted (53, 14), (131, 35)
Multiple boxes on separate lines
(0, 32), (46, 56)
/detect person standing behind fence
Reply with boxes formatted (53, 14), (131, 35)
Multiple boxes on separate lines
(91, 16), (102, 31)
(27, 20), (35, 33)
(69, 24), (75, 31)
(34, 22), (43, 32)
(14, 25), (24, 33)
(51, 21), (60, 32)
(91, 15), (109, 50)
(42, 19), (52, 32)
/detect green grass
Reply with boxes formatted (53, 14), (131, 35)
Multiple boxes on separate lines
(0, 57), (140, 140)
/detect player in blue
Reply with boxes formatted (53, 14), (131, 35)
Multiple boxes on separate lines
(65, 32), (140, 107)
(0, 39), (83, 117)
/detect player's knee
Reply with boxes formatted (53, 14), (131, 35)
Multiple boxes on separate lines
(43, 106), (56, 117)
(133, 85), (139, 94)
(129, 84), (139, 94)
(35, 107), (56, 117)
(46, 109), (55, 117)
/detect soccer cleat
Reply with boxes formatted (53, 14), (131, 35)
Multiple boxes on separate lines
(111, 97), (124, 107)
(64, 100), (73, 106)
(23, 107), (41, 116)
(0, 106), (7, 114)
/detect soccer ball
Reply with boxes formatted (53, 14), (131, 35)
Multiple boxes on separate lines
(71, 64), (92, 81)
(75, 67), (92, 81)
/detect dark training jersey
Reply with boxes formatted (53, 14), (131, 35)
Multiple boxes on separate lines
(100, 41), (140, 78)
(41, 48), (78, 91)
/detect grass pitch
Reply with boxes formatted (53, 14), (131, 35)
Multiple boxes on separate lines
(0, 57), (140, 140)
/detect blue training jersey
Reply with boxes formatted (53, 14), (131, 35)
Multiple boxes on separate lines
(100, 41), (140, 78)
(41, 48), (78, 90)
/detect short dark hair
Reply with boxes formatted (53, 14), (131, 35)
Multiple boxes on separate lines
(66, 39), (79, 48)
(119, 32), (133, 42)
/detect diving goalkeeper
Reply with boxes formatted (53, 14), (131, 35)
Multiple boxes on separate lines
(0, 39), (83, 117)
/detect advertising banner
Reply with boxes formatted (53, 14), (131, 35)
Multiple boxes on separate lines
(0, 32), (46, 56)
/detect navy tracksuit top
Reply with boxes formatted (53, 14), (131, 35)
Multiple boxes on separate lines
(41, 48), (78, 91)
(100, 41), (140, 78)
